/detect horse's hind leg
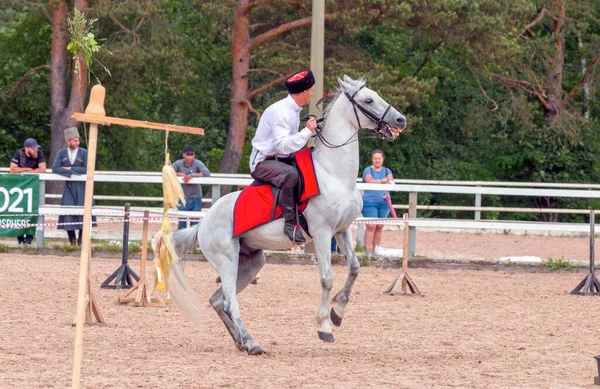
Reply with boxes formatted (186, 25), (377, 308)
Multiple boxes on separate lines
(330, 228), (360, 327)
(209, 247), (266, 355)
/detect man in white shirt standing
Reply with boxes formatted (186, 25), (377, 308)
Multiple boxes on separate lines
(249, 69), (318, 243)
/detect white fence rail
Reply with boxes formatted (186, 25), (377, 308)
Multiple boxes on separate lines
(2, 168), (600, 256)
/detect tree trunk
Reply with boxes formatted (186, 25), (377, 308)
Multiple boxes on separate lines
(578, 35), (590, 119)
(219, 0), (250, 174)
(48, 0), (89, 196)
(49, 0), (69, 165)
(544, 1), (566, 121)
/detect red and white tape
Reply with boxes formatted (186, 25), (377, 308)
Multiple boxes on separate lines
(1, 212), (403, 229)
(0, 215), (202, 229)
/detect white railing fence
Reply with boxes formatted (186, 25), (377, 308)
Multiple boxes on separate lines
(2, 168), (600, 256)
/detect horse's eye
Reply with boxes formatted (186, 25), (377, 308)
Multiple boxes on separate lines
(365, 98), (373, 104)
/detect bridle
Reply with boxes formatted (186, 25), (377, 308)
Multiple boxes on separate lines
(313, 84), (396, 149)
(344, 84), (393, 136)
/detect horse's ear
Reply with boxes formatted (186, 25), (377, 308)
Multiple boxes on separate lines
(338, 77), (349, 91)
(343, 74), (354, 83)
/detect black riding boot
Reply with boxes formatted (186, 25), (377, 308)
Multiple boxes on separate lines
(280, 186), (306, 244)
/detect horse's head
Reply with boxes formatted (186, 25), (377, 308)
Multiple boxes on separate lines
(338, 75), (407, 140)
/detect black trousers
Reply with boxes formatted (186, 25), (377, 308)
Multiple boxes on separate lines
(250, 158), (299, 189)
(252, 157), (305, 242)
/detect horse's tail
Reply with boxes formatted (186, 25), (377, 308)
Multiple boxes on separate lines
(172, 221), (200, 256)
(152, 222), (204, 330)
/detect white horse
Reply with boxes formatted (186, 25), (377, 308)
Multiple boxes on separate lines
(163, 75), (407, 355)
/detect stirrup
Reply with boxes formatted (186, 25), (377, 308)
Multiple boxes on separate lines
(285, 224), (306, 244)
(292, 225), (305, 244)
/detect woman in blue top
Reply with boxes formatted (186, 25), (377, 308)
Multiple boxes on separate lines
(362, 149), (394, 257)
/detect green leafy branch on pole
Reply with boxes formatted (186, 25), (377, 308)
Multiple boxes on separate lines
(67, 9), (111, 84)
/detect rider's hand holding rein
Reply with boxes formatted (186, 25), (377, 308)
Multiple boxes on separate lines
(306, 117), (318, 133)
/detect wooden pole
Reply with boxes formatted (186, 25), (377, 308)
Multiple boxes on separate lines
(402, 213), (409, 274)
(71, 113), (204, 135)
(84, 242), (103, 324)
(118, 210), (166, 307)
(138, 210), (149, 304)
(72, 86), (102, 388)
(303, 0), (325, 255)
(308, 0), (324, 119)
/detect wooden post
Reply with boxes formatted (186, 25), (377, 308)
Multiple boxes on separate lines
(384, 213), (421, 296)
(36, 181), (46, 245)
(408, 191), (417, 257)
(136, 209), (149, 305)
(118, 210), (166, 306)
(70, 85), (203, 389)
(72, 85), (105, 389)
(304, 1), (326, 252)
(84, 242), (104, 324)
(402, 214), (409, 274)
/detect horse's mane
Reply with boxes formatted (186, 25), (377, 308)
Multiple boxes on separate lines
(321, 76), (366, 127)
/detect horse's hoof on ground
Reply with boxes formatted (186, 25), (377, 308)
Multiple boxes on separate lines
(235, 343), (246, 352)
(215, 276), (221, 284)
(248, 346), (265, 355)
(330, 308), (343, 327)
(318, 331), (335, 343)
(250, 278), (258, 285)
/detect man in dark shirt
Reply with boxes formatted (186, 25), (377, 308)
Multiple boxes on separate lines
(52, 127), (92, 246)
(9, 138), (46, 244)
(10, 138), (46, 173)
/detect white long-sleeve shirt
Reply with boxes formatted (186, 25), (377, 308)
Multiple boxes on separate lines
(249, 95), (313, 172)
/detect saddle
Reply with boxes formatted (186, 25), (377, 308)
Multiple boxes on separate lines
(232, 148), (320, 238)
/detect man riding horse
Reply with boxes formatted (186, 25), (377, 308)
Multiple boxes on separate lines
(249, 69), (318, 243)
(159, 74), (407, 354)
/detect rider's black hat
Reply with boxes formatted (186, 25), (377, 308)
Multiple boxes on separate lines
(285, 70), (315, 94)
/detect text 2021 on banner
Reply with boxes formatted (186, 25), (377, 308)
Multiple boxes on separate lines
(0, 174), (39, 237)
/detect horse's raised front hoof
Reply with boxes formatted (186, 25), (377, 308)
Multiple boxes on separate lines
(318, 331), (335, 343)
(330, 308), (343, 327)
(248, 346), (266, 355)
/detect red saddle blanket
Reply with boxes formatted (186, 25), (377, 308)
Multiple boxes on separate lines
(233, 148), (320, 237)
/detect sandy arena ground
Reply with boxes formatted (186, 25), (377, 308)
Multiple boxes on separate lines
(2, 229), (600, 389)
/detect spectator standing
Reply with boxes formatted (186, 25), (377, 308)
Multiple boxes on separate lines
(361, 149), (394, 257)
(52, 127), (94, 246)
(172, 145), (211, 230)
